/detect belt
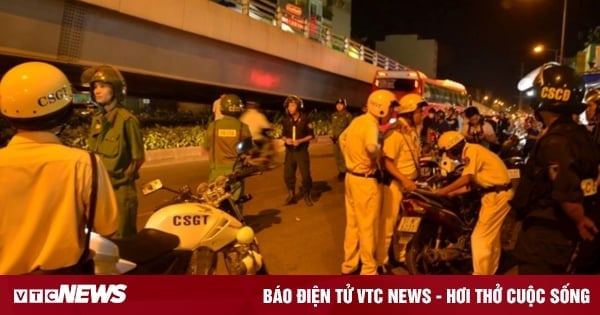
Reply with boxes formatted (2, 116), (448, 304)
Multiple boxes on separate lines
(479, 182), (512, 194)
(348, 171), (377, 178)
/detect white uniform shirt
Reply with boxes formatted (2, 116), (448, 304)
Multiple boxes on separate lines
(461, 143), (510, 188)
(0, 132), (118, 274)
(383, 118), (421, 180)
(339, 113), (380, 174)
(213, 97), (224, 121)
(240, 109), (271, 141)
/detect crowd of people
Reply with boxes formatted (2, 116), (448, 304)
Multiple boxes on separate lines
(1, 60), (599, 276)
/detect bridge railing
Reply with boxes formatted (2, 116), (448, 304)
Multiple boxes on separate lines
(222, 0), (408, 71)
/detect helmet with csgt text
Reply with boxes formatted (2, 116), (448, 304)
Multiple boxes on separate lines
(398, 93), (427, 114)
(367, 90), (398, 118)
(0, 61), (73, 130)
(521, 63), (586, 115)
(437, 131), (466, 152)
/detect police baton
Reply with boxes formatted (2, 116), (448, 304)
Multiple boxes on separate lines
(565, 241), (581, 274)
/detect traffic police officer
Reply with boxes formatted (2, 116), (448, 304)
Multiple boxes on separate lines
(376, 93), (425, 271)
(513, 63), (600, 274)
(436, 130), (513, 275)
(331, 98), (353, 181)
(339, 89), (398, 275)
(0, 62), (118, 274)
(281, 95), (314, 206)
(84, 65), (145, 239)
(202, 94), (252, 201)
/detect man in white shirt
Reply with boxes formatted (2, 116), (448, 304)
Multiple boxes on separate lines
(461, 106), (499, 150)
(213, 94), (225, 121)
(240, 101), (271, 144)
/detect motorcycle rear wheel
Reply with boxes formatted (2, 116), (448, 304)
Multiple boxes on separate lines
(405, 221), (472, 274)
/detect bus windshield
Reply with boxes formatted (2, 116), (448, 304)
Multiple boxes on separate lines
(374, 78), (417, 93)
(423, 81), (468, 106)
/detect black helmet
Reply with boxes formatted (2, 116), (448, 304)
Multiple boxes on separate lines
(335, 98), (347, 107)
(283, 95), (304, 111)
(220, 94), (244, 117)
(521, 63), (586, 114)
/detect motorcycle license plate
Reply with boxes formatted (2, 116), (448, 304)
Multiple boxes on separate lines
(397, 217), (421, 233)
(508, 169), (520, 179)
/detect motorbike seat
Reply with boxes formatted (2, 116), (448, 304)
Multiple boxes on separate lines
(411, 189), (460, 210)
(111, 229), (180, 264)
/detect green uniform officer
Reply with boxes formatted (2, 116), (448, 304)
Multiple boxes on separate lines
(202, 94), (252, 201)
(83, 65), (145, 239)
(330, 98), (353, 181)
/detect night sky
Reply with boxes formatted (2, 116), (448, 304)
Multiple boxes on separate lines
(351, 0), (600, 103)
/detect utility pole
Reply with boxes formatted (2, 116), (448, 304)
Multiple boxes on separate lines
(518, 61), (524, 112)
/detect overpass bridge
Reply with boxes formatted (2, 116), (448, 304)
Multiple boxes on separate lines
(0, 0), (406, 108)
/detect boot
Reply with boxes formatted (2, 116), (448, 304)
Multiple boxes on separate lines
(304, 190), (314, 207)
(284, 190), (297, 205)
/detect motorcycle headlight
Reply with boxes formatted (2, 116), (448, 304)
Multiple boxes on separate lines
(224, 242), (262, 275)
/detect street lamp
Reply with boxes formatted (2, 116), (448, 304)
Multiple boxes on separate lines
(559, 0), (567, 64)
(533, 44), (559, 62)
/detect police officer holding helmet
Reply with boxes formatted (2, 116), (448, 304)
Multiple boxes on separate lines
(331, 98), (353, 181)
(281, 95), (314, 206)
(513, 63), (600, 274)
(202, 94), (252, 201)
(84, 65), (145, 239)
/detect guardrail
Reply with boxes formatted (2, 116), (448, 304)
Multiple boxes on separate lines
(222, 0), (408, 71)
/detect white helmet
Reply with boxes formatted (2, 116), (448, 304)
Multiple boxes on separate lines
(0, 62), (73, 130)
(398, 93), (427, 114)
(367, 90), (398, 118)
(437, 130), (466, 151)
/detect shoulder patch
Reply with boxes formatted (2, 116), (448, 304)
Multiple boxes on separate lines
(463, 157), (470, 167)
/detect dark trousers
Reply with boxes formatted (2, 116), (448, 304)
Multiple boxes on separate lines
(514, 224), (578, 274)
(284, 148), (312, 192)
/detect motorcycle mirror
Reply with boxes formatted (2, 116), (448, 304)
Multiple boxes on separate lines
(235, 137), (254, 155)
(141, 179), (163, 195)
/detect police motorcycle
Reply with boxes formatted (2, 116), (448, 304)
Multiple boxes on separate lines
(390, 154), (520, 274)
(90, 138), (268, 275)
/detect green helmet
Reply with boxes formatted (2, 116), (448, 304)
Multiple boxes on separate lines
(220, 94), (244, 117)
(81, 65), (127, 103)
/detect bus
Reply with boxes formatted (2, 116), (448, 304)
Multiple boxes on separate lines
(372, 69), (470, 112)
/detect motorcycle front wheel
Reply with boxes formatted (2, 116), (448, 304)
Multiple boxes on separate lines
(187, 248), (217, 275)
(405, 221), (472, 274)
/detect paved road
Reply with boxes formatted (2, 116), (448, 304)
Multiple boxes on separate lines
(136, 142), (369, 275)
(135, 143), (517, 275)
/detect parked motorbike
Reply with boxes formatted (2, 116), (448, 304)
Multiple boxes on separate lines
(90, 138), (269, 275)
(391, 156), (521, 274)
